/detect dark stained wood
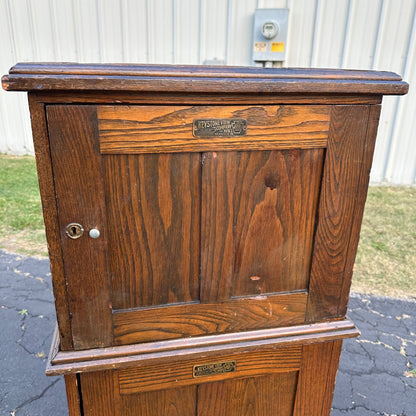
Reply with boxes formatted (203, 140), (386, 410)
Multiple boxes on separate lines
(201, 149), (324, 301)
(293, 340), (343, 416)
(80, 371), (120, 416)
(120, 387), (197, 416)
(2, 63), (408, 95)
(338, 105), (382, 316)
(64, 375), (82, 416)
(113, 292), (307, 345)
(197, 372), (298, 416)
(30, 90), (384, 105)
(119, 346), (301, 394)
(98, 105), (330, 153)
(47, 319), (359, 375)
(104, 153), (200, 309)
(306, 105), (372, 322)
(27, 95), (73, 350)
(47, 105), (112, 349)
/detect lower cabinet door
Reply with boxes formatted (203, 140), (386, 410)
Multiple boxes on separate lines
(74, 341), (342, 416)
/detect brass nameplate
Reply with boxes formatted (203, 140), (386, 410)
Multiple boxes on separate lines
(193, 360), (237, 378)
(193, 119), (247, 137)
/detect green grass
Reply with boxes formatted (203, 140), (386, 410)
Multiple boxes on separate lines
(0, 155), (414, 298)
(0, 155), (47, 257)
(352, 186), (416, 298)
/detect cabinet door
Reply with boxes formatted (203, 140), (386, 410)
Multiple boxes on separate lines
(46, 104), (375, 349)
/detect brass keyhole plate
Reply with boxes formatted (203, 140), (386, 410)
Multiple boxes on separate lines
(65, 223), (84, 239)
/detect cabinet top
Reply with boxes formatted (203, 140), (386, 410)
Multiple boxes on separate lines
(2, 63), (408, 95)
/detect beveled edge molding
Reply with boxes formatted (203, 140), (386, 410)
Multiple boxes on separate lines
(46, 319), (359, 376)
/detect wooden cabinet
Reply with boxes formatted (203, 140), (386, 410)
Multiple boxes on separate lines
(2, 63), (408, 415)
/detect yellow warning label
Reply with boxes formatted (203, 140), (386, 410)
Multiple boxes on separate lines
(271, 42), (285, 52)
(254, 42), (267, 52)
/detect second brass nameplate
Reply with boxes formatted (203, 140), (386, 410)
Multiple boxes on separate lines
(193, 360), (237, 378)
(193, 118), (247, 137)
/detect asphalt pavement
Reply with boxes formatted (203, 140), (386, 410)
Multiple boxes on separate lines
(0, 250), (415, 416)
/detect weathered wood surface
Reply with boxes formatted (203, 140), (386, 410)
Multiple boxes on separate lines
(3, 63), (408, 95)
(118, 346), (301, 394)
(98, 105), (330, 153)
(113, 292), (307, 345)
(104, 153), (200, 310)
(200, 149), (324, 301)
(47, 105), (112, 349)
(197, 372), (298, 416)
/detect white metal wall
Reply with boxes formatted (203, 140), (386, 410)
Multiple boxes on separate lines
(0, 0), (415, 184)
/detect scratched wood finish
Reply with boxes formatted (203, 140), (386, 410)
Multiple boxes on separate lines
(293, 341), (343, 416)
(200, 149), (324, 301)
(120, 387), (197, 416)
(3, 63), (408, 95)
(119, 346), (301, 394)
(198, 372), (298, 416)
(306, 105), (371, 321)
(113, 292), (307, 345)
(98, 105), (330, 153)
(103, 153), (200, 309)
(27, 95), (73, 350)
(47, 105), (112, 349)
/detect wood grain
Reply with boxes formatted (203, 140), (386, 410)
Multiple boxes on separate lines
(47, 319), (359, 375)
(338, 105), (382, 316)
(293, 340), (343, 416)
(197, 372), (298, 416)
(3, 63), (408, 95)
(64, 375), (82, 416)
(81, 371), (120, 416)
(200, 149), (324, 301)
(118, 346), (301, 394)
(47, 105), (112, 349)
(306, 105), (371, 321)
(98, 105), (330, 154)
(104, 153), (200, 309)
(27, 95), (73, 350)
(113, 292), (307, 345)
(120, 387), (197, 416)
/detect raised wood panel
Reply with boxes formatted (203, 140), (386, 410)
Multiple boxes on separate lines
(200, 149), (324, 302)
(293, 341), (343, 416)
(98, 105), (330, 153)
(197, 372), (298, 416)
(104, 153), (200, 309)
(120, 387), (197, 416)
(113, 292), (307, 345)
(118, 346), (301, 394)
(306, 105), (371, 321)
(47, 105), (112, 349)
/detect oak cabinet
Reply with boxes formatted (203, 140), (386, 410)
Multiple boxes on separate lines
(2, 63), (407, 415)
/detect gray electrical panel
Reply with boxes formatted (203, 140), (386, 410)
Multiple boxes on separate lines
(252, 8), (289, 63)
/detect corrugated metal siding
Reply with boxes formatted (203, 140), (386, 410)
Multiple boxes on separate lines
(0, 0), (414, 184)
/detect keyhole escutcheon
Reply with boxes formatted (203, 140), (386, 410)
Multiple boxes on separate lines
(65, 223), (84, 239)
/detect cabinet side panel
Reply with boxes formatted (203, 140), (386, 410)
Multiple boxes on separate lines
(306, 105), (371, 321)
(104, 153), (201, 309)
(64, 374), (82, 416)
(47, 105), (112, 349)
(201, 149), (324, 301)
(28, 95), (72, 350)
(197, 372), (298, 416)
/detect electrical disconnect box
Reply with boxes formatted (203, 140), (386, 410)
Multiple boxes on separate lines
(252, 8), (289, 64)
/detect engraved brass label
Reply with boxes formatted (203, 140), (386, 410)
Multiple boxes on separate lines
(193, 119), (247, 137)
(193, 360), (237, 378)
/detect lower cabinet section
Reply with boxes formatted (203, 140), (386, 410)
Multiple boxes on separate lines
(64, 340), (343, 416)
